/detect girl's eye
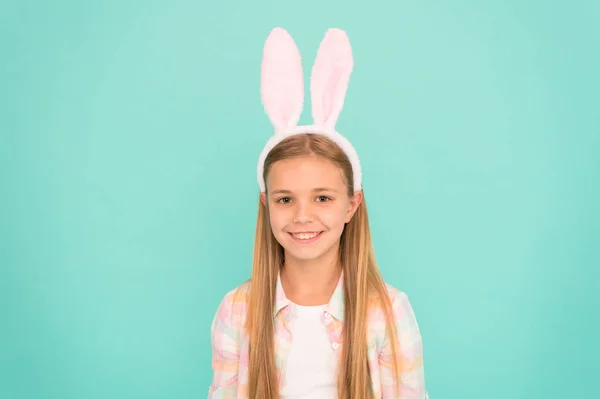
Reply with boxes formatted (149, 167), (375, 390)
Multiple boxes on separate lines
(276, 196), (331, 204)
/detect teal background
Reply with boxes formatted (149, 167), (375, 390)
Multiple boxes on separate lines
(1, 0), (598, 398)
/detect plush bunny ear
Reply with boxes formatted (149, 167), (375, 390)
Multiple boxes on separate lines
(310, 28), (354, 130)
(261, 27), (304, 134)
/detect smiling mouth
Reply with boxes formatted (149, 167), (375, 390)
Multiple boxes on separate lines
(288, 231), (323, 243)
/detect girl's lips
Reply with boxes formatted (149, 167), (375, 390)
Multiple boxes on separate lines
(288, 231), (323, 244)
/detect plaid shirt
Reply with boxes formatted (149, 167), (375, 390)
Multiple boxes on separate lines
(208, 273), (429, 398)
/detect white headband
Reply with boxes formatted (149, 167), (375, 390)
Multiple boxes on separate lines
(256, 27), (362, 193)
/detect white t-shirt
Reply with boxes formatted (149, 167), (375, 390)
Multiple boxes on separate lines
(280, 303), (338, 398)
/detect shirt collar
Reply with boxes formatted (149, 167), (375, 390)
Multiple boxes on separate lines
(273, 270), (345, 322)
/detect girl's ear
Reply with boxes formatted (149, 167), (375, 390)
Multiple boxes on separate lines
(260, 192), (267, 207)
(345, 190), (363, 223)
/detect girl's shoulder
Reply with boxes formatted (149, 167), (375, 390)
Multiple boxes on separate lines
(212, 280), (252, 326)
(218, 279), (252, 309)
(383, 282), (408, 301)
(367, 282), (415, 321)
(368, 281), (409, 304)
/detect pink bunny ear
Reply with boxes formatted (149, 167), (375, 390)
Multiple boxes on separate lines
(261, 27), (304, 134)
(310, 28), (354, 130)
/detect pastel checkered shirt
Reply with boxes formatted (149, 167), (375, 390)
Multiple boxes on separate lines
(208, 273), (429, 398)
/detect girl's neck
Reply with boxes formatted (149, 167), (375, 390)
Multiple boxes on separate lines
(280, 253), (342, 306)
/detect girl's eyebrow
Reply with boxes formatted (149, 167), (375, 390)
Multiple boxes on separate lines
(271, 187), (338, 195)
(271, 189), (291, 195)
(313, 187), (338, 193)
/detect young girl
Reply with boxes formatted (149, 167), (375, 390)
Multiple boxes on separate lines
(208, 27), (428, 399)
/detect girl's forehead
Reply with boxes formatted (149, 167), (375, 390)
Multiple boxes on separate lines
(267, 157), (347, 191)
(273, 155), (335, 168)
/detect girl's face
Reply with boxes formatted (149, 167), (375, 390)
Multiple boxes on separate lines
(261, 155), (362, 264)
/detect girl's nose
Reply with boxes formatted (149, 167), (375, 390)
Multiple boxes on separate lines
(293, 202), (314, 224)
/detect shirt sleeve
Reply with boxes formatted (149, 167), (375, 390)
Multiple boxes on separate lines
(207, 289), (240, 398)
(379, 291), (429, 399)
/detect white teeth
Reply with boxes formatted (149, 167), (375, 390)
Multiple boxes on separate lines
(292, 232), (319, 240)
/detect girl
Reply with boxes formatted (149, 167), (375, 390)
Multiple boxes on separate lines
(208, 27), (428, 399)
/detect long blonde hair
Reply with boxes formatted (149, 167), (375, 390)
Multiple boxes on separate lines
(246, 133), (400, 398)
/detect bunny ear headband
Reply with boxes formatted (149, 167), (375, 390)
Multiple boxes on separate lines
(257, 27), (362, 193)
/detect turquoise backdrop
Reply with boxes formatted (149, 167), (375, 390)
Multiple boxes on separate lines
(2, 1), (598, 398)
